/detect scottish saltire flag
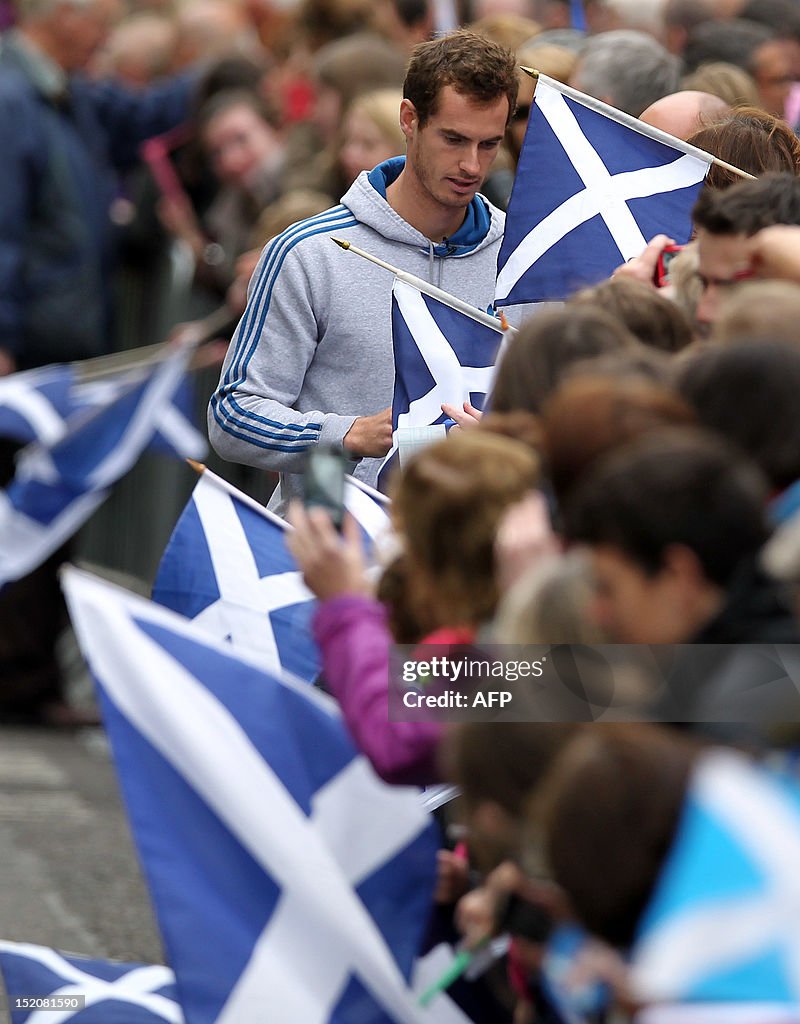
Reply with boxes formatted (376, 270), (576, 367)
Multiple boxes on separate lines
(0, 942), (182, 1024)
(0, 364), (205, 458)
(62, 567), (440, 1024)
(344, 473), (392, 551)
(378, 280), (503, 488)
(495, 77), (711, 305)
(74, 373), (206, 461)
(152, 468), (320, 682)
(0, 361), (206, 459)
(630, 749), (800, 1008)
(0, 344), (193, 588)
(0, 364), (76, 446)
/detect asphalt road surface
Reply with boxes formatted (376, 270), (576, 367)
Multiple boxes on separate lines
(0, 726), (164, 1022)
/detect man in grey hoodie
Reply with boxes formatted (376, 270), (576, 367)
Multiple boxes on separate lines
(208, 30), (520, 512)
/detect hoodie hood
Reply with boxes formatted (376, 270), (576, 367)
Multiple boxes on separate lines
(341, 156), (504, 258)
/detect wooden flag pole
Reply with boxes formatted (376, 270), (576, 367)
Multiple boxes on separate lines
(330, 237), (515, 335)
(521, 68), (756, 182)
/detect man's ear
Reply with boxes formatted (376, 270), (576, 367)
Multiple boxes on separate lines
(661, 543), (708, 590)
(399, 98), (418, 141)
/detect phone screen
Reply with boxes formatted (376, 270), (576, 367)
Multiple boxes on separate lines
(303, 448), (346, 528)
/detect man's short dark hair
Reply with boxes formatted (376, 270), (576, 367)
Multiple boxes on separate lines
(403, 29), (519, 126)
(563, 428), (769, 586)
(693, 172), (800, 237)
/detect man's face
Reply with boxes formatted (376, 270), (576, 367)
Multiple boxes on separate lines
(752, 40), (794, 118)
(55, 0), (121, 71)
(587, 545), (697, 644)
(402, 84), (509, 215)
(695, 227), (755, 333)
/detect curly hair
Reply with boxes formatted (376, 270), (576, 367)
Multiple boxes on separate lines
(403, 29), (519, 126)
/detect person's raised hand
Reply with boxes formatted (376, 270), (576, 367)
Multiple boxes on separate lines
(286, 501), (370, 601)
(612, 234), (675, 288)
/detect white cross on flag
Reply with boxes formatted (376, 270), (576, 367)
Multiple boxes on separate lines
(152, 467), (391, 682)
(0, 344), (194, 588)
(0, 942), (182, 1023)
(495, 76), (711, 306)
(0, 361), (206, 459)
(378, 279), (503, 489)
(61, 567), (441, 1024)
(630, 750), (800, 1009)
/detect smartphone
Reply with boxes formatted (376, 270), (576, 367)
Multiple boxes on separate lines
(303, 447), (346, 529)
(654, 243), (685, 287)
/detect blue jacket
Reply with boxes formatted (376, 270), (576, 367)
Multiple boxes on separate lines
(0, 33), (193, 367)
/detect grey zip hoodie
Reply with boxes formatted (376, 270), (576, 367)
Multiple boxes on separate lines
(208, 156), (511, 513)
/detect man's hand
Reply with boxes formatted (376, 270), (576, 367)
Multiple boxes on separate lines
(342, 407), (393, 458)
(612, 234), (675, 288)
(749, 225), (800, 283)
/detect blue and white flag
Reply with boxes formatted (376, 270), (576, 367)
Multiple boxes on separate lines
(0, 360), (206, 459)
(495, 77), (710, 306)
(378, 280), (503, 488)
(0, 364), (76, 447)
(152, 468), (321, 682)
(0, 345), (193, 588)
(62, 567), (440, 1024)
(630, 749), (800, 1008)
(0, 941), (182, 1024)
(152, 467), (391, 680)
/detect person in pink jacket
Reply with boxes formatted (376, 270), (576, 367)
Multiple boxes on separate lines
(287, 430), (540, 786)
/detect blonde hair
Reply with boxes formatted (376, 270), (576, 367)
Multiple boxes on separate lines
(713, 280), (800, 347)
(392, 432), (539, 628)
(345, 88), (405, 154)
(517, 42), (577, 84)
(493, 553), (606, 645)
(681, 61), (760, 108)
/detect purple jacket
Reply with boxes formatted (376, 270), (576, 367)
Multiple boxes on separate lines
(313, 595), (443, 786)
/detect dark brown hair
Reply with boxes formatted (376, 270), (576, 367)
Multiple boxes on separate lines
(536, 724), (700, 948)
(688, 107), (800, 190)
(541, 375), (697, 505)
(563, 427), (769, 584)
(403, 29), (519, 127)
(693, 171), (800, 237)
(571, 277), (694, 354)
(676, 339), (800, 491)
(489, 307), (639, 416)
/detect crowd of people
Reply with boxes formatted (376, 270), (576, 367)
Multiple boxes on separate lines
(6, 0), (800, 1017)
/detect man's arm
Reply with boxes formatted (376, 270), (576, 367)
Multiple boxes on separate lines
(0, 89), (35, 369)
(85, 73), (196, 171)
(208, 237), (361, 474)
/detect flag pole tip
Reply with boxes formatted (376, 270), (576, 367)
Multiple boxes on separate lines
(331, 236), (351, 250)
(519, 65), (539, 78)
(186, 459), (206, 474)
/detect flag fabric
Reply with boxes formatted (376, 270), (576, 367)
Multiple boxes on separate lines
(378, 280), (503, 488)
(152, 468), (321, 682)
(0, 345), (193, 588)
(0, 361), (206, 459)
(495, 78), (710, 306)
(0, 364), (76, 447)
(630, 749), (800, 1008)
(0, 941), (182, 1024)
(62, 567), (440, 1024)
